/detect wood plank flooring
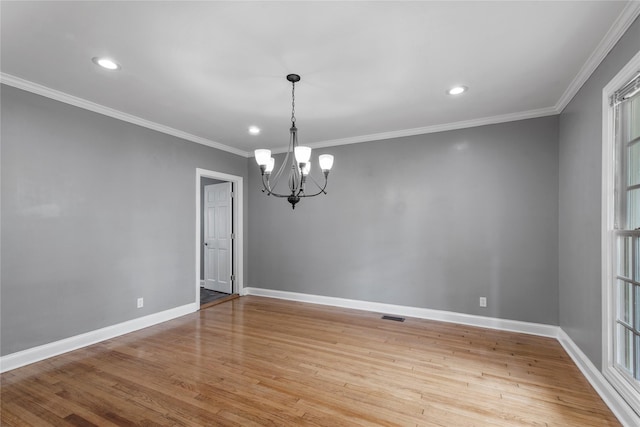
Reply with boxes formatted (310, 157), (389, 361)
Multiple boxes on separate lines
(1, 296), (621, 426)
(200, 293), (239, 310)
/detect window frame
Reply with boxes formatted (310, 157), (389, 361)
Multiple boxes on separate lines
(602, 50), (640, 416)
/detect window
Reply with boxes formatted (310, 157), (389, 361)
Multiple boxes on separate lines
(604, 57), (640, 416)
(614, 84), (640, 383)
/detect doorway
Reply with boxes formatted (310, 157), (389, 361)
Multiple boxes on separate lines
(195, 168), (243, 308)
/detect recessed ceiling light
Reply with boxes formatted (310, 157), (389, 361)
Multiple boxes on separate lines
(448, 86), (468, 95)
(92, 57), (120, 70)
(248, 126), (261, 135)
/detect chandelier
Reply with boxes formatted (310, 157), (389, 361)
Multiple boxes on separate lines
(254, 74), (334, 209)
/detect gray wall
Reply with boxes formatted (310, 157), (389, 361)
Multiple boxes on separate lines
(558, 17), (640, 368)
(249, 116), (559, 324)
(0, 85), (248, 355)
(7, 15), (637, 359)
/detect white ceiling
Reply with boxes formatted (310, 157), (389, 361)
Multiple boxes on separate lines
(1, 1), (639, 157)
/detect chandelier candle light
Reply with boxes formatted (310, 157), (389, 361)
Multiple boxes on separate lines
(254, 74), (334, 209)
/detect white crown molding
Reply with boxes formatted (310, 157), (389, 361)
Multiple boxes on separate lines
(555, 1), (640, 112)
(557, 329), (640, 427)
(243, 287), (559, 337)
(0, 73), (250, 158)
(2, 69), (557, 159)
(0, 302), (197, 373)
(268, 106), (559, 155)
(5, 0), (637, 161)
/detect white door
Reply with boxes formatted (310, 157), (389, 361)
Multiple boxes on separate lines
(203, 182), (233, 293)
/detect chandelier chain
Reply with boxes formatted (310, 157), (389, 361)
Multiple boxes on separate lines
(291, 81), (296, 124)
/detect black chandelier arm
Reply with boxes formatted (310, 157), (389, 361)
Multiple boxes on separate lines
(261, 186), (296, 199)
(261, 174), (284, 196)
(260, 173), (273, 195)
(265, 129), (297, 193)
(260, 174), (298, 198)
(307, 172), (329, 195)
(296, 174), (329, 198)
(261, 173), (329, 199)
(269, 149), (292, 191)
(297, 188), (328, 198)
(264, 192), (296, 199)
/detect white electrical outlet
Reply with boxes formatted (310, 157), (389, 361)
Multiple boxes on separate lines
(137, 297), (144, 308)
(479, 297), (487, 307)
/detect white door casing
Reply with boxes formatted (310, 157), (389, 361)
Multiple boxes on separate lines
(203, 182), (233, 294)
(195, 168), (243, 307)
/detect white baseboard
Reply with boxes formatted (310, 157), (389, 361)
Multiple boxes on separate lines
(200, 280), (205, 287)
(0, 303), (197, 373)
(244, 287), (638, 426)
(243, 287), (559, 337)
(557, 329), (640, 427)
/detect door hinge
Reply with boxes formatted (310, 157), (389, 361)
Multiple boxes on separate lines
(230, 233), (235, 239)
(230, 191), (235, 198)
(231, 275), (236, 281)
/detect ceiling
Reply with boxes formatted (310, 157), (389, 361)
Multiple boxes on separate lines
(1, 1), (639, 157)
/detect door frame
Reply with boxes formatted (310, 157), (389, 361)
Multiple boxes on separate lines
(195, 168), (244, 306)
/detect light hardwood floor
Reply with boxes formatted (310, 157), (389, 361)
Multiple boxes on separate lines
(1, 296), (621, 426)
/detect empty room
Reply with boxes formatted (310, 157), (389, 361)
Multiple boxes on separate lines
(2, 1), (640, 425)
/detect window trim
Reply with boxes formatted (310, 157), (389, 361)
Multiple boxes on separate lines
(602, 49), (640, 417)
